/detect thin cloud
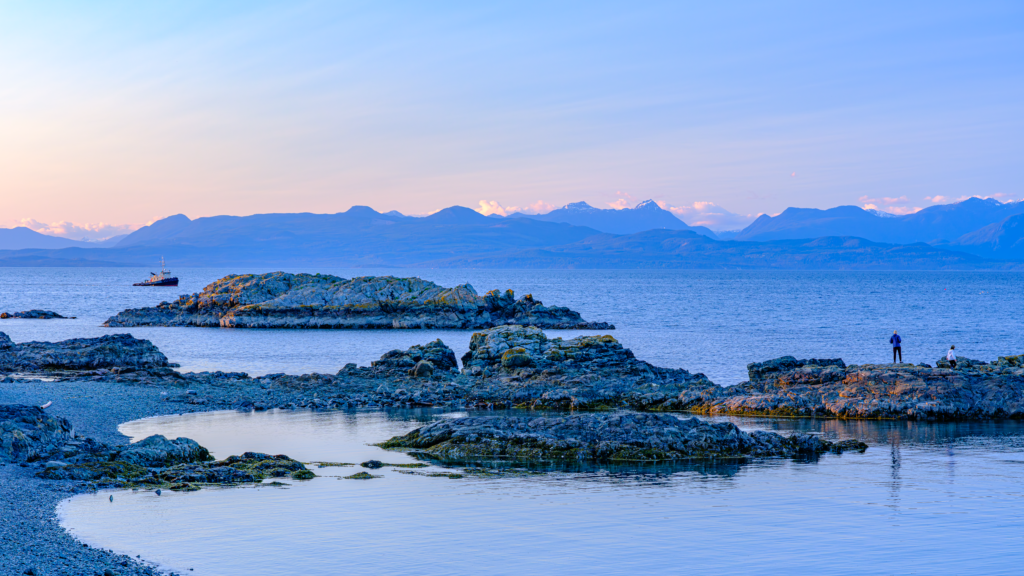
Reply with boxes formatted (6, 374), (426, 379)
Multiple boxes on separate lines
(655, 201), (757, 230)
(859, 195), (909, 206)
(11, 218), (140, 241)
(606, 191), (633, 210)
(475, 200), (555, 217)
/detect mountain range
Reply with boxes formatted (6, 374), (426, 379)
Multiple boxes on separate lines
(735, 198), (1024, 259)
(2, 197), (1023, 269)
(507, 200), (718, 238)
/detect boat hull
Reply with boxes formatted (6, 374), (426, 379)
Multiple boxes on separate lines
(133, 277), (179, 287)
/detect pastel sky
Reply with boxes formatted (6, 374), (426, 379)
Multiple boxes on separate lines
(2, 1), (1022, 237)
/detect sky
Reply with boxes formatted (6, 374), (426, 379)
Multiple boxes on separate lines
(1, 1), (1022, 238)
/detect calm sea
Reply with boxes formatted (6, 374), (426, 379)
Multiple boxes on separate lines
(59, 409), (1024, 576)
(1, 267), (1022, 384)
(4, 267), (1022, 575)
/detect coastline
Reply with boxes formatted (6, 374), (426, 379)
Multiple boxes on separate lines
(0, 380), (194, 576)
(4, 325), (1024, 574)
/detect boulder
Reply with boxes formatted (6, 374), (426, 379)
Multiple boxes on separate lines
(0, 405), (74, 462)
(371, 339), (457, 373)
(104, 273), (613, 330)
(409, 360), (434, 378)
(379, 413), (867, 463)
(116, 435), (212, 467)
(747, 356), (846, 383)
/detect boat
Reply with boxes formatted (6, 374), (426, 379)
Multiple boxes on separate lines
(133, 258), (179, 287)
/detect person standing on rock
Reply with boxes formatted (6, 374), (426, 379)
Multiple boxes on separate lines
(947, 345), (957, 368)
(890, 330), (902, 363)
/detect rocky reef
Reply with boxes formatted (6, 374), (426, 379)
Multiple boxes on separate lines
(379, 412), (867, 463)
(0, 331), (170, 372)
(0, 404), (314, 490)
(104, 273), (613, 330)
(0, 310), (68, 319)
(672, 355), (1024, 420)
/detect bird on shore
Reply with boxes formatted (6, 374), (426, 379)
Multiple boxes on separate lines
(155, 489), (162, 496)
(109, 495), (113, 502)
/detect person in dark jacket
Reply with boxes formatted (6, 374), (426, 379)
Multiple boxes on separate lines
(890, 330), (902, 363)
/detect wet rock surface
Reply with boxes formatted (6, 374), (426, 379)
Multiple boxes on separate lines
(104, 272), (613, 330)
(0, 331), (170, 372)
(674, 356), (1024, 420)
(0, 309), (68, 319)
(379, 413), (867, 463)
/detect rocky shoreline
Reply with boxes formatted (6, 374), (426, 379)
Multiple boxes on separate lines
(3, 326), (1024, 574)
(669, 355), (1024, 420)
(104, 273), (613, 330)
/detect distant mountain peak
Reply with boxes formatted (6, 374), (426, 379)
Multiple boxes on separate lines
(633, 199), (660, 210)
(561, 201), (597, 212)
(866, 209), (897, 218)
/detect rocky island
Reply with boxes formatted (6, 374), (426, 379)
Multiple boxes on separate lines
(104, 272), (613, 330)
(0, 310), (69, 319)
(379, 412), (868, 464)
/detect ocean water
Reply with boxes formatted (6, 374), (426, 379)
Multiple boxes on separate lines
(59, 409), (1024, 576)
(1, 267), (1023, 384)
(6, 267), (1021, 574)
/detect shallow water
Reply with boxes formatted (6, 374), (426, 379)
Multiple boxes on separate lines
(1, 268), (1023, 384)
(59, 409), (1024, 576)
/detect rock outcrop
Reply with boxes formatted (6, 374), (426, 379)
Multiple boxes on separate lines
(0, 332), (170, 372)
(115, 435), (211, 467)
(0, 405), (75, 462)
(379, 413), (868, 463)
(0, 406), (315, 489)
(371, 339), (459, 375)
(453, 325), (716, 410)
(104, 273), (613, 330)
(0, 310), (68, 319)
(673, 356), (1024, 420)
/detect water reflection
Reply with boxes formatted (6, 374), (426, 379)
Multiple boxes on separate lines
(58, 408), (1024, 576)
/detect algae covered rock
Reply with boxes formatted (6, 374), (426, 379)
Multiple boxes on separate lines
(104, 273), (613, 330)
(379, 413), (865, 463)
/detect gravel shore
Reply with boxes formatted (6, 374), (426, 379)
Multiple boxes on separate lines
(0, 379), (203, 576)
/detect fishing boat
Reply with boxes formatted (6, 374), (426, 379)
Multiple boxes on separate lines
(134, 258), (179, 287)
